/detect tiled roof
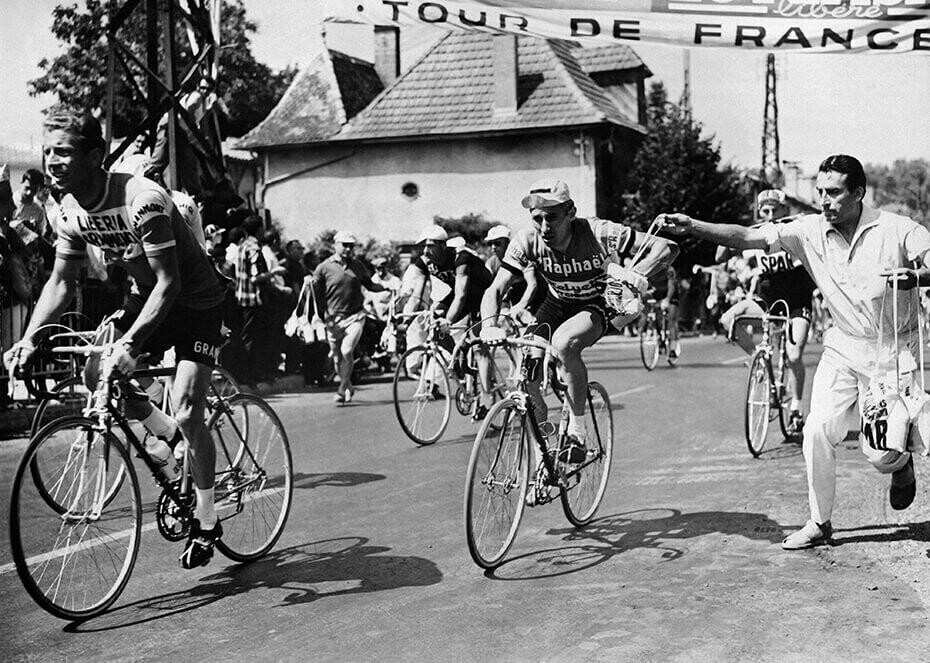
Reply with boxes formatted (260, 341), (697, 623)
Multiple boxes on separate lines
(236, 50), (383, 149)
(333, 33), (647, 143)
(571, 43), (651, 77)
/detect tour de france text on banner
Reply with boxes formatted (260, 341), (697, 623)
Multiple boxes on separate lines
(323, 0), (930, 54)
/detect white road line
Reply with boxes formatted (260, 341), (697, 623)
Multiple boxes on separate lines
(609, 385), (653, 401)
(721, 356), (750, 366)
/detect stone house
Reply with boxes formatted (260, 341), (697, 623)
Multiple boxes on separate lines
(237, 29), (652, 244)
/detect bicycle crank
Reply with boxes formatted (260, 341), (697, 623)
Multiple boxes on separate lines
(155, 480), (195, 542)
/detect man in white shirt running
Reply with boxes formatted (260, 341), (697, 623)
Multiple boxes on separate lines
(660, 154), (930, 550)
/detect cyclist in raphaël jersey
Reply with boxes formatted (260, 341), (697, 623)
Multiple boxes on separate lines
(3, 110), (227, 569)
(481, 179), (679, 464)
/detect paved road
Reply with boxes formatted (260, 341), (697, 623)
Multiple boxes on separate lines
(2, 336), (929, 662)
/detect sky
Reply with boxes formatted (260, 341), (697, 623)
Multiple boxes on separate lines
(1, 0), (928, 177)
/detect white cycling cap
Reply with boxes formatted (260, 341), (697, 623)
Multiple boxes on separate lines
(484, 225), (510, 242)
(447, 235), (466, 250)
(521, 178), (571, 209)
(333, 230), (357, 244)
(417, 225), (448, 244)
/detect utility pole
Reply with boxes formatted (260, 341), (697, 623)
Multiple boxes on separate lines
(761, 53), (781, 187)
(680, 49), (691, 117)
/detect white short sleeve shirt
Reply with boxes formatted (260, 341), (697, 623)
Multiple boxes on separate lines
(761, 205), (930, 341)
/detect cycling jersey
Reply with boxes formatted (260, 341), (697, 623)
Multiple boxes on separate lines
(55, 172), (224, 309)
(744, 219), (816, 316)
(503, 217), (636, 302)
(412, 246), (492, 317)
(171, 190), (205, 248)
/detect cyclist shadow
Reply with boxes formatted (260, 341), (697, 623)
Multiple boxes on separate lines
(486, 508), (787, 581)
(291, 472), (386, 490)
(830, 521), (930, 547)
(63, 536), (442, 632)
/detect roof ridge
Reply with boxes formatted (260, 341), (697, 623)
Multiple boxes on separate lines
(541, 39), (608, 123)
(237, 49), (346, 146)
(336, 30), (453, 137)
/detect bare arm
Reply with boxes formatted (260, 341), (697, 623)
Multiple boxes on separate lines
(122, 249), (182, 353)
(480, 267), (516, 325)
(659, 213), (769, 251)
(402, 270), (427, 314)
(22, 257), (83, 341)
(445, 265), (469, 324)
(511, 267), (538, 312)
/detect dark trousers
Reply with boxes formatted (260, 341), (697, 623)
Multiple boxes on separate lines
(240, 304), (269, 383)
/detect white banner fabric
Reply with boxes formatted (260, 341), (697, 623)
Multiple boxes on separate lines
(323, 0), (930, 54)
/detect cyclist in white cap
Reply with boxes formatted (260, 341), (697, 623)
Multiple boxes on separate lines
(311, 230), (391, 404)
(482, 178), (679, 464)
(484, 224), (543, 322)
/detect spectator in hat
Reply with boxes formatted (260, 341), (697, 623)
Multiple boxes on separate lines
(311, 230), (390, 404)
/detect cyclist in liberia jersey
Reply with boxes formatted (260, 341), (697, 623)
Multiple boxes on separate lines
(718, 189), (816, 436)
(481, 179), (678, 465)
(4, 110), (226, 569)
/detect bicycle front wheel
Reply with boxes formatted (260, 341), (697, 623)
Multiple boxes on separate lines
(560, 382), (614, 527)
(10, 416), (141, 620)
(464, 398), (530, 569)
(745, 351), (772, 457)
(639, 318), (660, 371)
(393, 346), (452, 445)
(211, 393), (293, 562)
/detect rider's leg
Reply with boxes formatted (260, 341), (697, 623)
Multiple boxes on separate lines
(787, 316), (810, 413)
(550, 311), (603, 437)
(172, 360), (215, 524)
(667, 302), (680, 353)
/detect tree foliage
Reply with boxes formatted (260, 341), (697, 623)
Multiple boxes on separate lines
(29, 0), (293, 138)
(866, 159), (929, 226)
(621, 82), (752, 265)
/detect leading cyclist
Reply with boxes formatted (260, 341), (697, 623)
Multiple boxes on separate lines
(481, 179), (678, 463)
(3, 109), (227, 569)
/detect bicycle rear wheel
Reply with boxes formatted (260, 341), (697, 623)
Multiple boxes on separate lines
(745, 351), (772, 457)
(560, 382), (614, 527)
(639, 317), (660, 371)
(393, 346), (451, 445)
(773, 340), (792, 439)
(10, 416), (141, 620)
(211, 394), (293, 562)
(211, 366), (241, 400)
(464, 398), (530, 569)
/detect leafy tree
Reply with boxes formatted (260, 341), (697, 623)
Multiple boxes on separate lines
(29, 0), (293, 138)
(866, 159), (929, 226)
(621, 82), (753, 268)
(434, 213), (497, 247)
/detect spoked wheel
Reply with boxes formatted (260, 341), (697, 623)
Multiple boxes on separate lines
(745, 351), (772, 457)
(560, 382), (614, 527)
(393, 346), (452, 446)
(9, 417), (141, 620)
(210, 366), (241, 400)
(639, 318), (660, 371)
(464, 399), (530, 569)
(211, 393), (293, 562)
(773, 348), (792, 440)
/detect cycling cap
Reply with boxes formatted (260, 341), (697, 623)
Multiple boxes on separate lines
(334, 230), (357, 244)
(417, 225), (448, 244)
(521, 179), (571, 209)
(447, 235), (466, 250)
(757, 189), (786, 208)
(484, 225), (511, 242)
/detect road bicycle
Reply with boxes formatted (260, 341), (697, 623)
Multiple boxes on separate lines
(463, 327), (613, 569)
(739, 299), (794, 457)
(391, 306), (517, 446)
(29, 327), (239, 440)
(639, 297), (677, 370)
(8, 326), (292, 621)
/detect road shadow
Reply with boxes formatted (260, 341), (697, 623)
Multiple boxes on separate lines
(63, 536), (442, 632)
(756, 439), (803, 460)
(291, 472), (385, 490)
(830, 521), (930, 547)
(486, 508), (787, 580)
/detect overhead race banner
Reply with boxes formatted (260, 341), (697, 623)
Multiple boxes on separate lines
(323, 0), (930, 53)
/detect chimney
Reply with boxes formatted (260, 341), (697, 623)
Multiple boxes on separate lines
(374, 25), (400, 87)
(492, 34), (518, 117)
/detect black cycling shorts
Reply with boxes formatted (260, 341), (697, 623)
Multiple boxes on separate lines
(112, 294), (224, 368)
(530, 294), (613, 341)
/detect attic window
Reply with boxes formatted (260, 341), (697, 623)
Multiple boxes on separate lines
(401, 182), (419, 200)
